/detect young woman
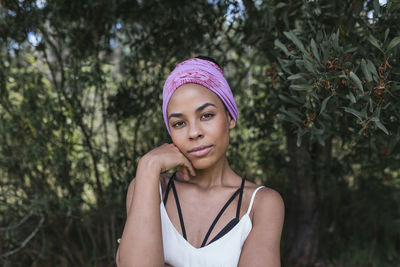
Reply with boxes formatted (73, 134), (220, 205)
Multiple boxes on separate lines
(116, 57), (284, 267)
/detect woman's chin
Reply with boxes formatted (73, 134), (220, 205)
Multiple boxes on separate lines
(191, 157), (223, 170)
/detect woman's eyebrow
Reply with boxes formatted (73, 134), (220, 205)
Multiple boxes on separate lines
(168, 102), (216, 120)
(168, 112), (183, 120)
(196, 102), (216, 113)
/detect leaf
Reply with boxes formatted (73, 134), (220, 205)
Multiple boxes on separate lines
(282, 109), (302, 123)
(373, 0), (380, 16)
(277, 58), (292, 73)
(274, 39), (291, 56)
(304, 60), (315, 73)
(290, 84), (313, 91)
(349, 71), (363, 92)
(370, 116), (379, 122)
(361, 105), (367, 118)
(276, 2), (287, 8)
(287, 73), (305, 80)
(311, 39), (320, 62)
(278, 94), (299, 105)
(296, 132), (302, 147)
(369, 98), (374, 112)
(374, 120), (389, 135)
(319, 95), (333, 115)
(347, 92), (356, 103)
(310, 90), (319, 100)
(387, 36), (400, 51)
(296, 129), (304, 147)
(368, 35), (382, 51)
(361, 59), (372, 82)
(284, 31), (307, 54)
(366, 59), (379, 80)
(384, 28), (390, 43)
(344, 107), (364, 121)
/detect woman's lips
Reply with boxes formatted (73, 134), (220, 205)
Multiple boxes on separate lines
(188, 145), (213, 157)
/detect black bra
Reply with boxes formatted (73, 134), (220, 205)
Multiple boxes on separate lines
(163, 172), (245, 247)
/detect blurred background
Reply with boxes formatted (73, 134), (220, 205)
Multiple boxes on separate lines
(0, 0), (399, 266)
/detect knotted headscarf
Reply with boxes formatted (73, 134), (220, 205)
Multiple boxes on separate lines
(162, 58), (238, 134)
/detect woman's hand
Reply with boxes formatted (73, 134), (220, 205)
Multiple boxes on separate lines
(139, 143), (196, 181)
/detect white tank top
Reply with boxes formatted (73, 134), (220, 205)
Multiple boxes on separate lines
(159, 182), (265, 267)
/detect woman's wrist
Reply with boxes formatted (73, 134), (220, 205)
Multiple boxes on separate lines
(136, 156), (162, 182)
(138, 155), (161, 172)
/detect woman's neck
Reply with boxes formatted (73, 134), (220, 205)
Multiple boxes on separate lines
(177, 156), (238, 189)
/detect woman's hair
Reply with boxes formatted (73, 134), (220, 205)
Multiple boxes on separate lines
(195, 56), (222, 69)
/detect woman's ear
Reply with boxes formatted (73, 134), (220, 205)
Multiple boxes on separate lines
(225, 110), (236, 129)
(229, 118), (236, 129)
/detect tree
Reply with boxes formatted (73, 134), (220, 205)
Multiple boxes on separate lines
(0, 0), (399, 266)
(237, 0), (400, 265)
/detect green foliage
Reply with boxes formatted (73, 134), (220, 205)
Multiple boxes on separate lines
(0, 0), (399, 266)
(274, 29), (399, 146)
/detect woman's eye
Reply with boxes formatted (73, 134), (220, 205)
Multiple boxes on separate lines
(172, 121), (184, 128)
(201, 113), (215, 119)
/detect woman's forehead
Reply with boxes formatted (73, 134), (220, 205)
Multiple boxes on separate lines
(167, 83), (224, 112)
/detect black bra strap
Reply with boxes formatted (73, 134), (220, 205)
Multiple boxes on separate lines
(171, 177), (187, 240)
(201, 178), (245, 247)
(236, 178), (245, 219)
(163, 173), (187, 239)
(163, 174), (173, 205)
(164, 174), (246, 247)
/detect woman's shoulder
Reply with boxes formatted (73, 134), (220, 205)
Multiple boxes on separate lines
(244, 180), (284, 220)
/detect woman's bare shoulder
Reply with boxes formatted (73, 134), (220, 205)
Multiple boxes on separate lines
(243, 180), (284, 219)
(252, 186), (285, 222)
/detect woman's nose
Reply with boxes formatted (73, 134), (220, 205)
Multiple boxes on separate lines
(188, 121), (203, 140)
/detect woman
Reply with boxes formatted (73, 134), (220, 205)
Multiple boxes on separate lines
(116, 57), (284, 267)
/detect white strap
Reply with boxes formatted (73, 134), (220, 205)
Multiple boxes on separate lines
(246, 186), (265, 215)
(159, 181), (163, 200)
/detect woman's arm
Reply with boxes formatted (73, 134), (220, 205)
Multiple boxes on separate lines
(116, 144), (195, 267)
(116, 160), (164, 267)
(238, 188), (285, 267)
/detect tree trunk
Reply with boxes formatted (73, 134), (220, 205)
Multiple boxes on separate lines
(283, 125), (319, 266)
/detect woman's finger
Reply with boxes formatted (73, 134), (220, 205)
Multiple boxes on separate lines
(178, 165), (189, 181)
(183, 158), (196, 177)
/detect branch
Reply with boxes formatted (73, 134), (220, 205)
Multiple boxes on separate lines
(0, 214), (45, 259)
(0, 211), (33, 231)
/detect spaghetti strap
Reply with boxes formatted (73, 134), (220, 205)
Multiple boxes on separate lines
(163, 173), (187, 240)
(246, 186), (265, 215)
(159, 181), (163, 200)
(163, 175), (248, 247)
(201, 178), (245, 247)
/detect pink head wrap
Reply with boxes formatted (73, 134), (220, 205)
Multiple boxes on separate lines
(162, 58), (238, 134)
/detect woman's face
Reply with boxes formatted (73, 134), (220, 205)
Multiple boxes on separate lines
(167, 83), (235, 170)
